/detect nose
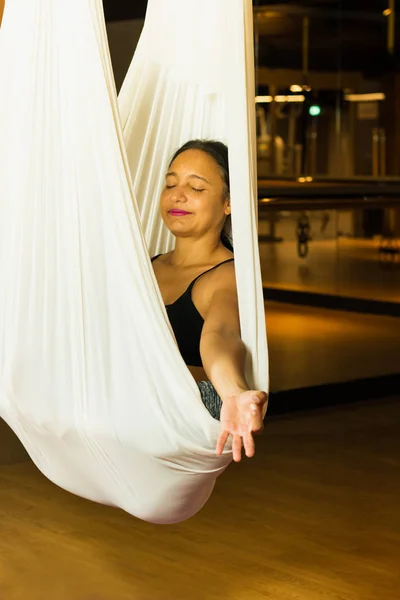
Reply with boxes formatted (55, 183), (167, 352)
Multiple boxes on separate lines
(170, 186), (187, 203)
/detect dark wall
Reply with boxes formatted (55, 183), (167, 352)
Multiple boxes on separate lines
(103, 0), (148, 22)
(106, 19), (145, 91)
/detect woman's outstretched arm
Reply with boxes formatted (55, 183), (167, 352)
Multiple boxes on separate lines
(199, 266), (267, 461)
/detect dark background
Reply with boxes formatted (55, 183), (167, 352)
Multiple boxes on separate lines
(103, 0), (399, 76)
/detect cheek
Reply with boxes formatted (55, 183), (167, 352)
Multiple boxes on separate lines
(160, 190), (169, 210)
(190, 197), (210, 220)
(203, 194), (225, 219)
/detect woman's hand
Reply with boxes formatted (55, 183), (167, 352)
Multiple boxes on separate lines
(216, 390), (268, 462)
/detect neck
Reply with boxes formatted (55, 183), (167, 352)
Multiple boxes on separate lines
(169, 235), (225, 267)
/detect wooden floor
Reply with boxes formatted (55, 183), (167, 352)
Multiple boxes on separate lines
(266, 302), (400, 392)
(1, 397), (399, 600)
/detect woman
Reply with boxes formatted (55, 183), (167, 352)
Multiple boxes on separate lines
(152, 140), (268, 463)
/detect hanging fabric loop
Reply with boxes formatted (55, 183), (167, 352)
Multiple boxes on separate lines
(0, 0), (268, 524)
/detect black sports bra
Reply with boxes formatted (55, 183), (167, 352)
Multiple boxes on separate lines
(152, 255), (234, 367)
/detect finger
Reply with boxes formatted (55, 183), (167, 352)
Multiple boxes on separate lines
(232, 435), (242, 462)
(253, 422), (265, 435)
(243, 431), (255, 458)
(252, 391), (268, 405)
(250, 402), (264, 433)
(252, 392), (264, 402)
(216, 430), (230, 455)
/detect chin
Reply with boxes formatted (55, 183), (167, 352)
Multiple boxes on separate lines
(167, 227), (193, 239)
(163, 218), (192, 237)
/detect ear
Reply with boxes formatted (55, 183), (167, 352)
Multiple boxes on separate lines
(224, 197), (231, 216)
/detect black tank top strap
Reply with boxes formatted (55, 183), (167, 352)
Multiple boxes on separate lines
(187, 258), (235, 292)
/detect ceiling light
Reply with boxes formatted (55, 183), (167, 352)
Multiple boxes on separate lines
(345, 93), (385, 102)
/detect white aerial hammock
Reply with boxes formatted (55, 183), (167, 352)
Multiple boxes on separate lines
(0, 0), (269, 524)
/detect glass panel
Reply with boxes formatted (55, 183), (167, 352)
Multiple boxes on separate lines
(254, 2), (400, 303)
(254, 1), (395, 182)
(259, 206), (400, 303)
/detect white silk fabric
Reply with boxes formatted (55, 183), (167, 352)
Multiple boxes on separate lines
(0, 0), (269, 523)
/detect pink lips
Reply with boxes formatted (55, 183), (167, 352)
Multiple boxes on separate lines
(169, 209), (191, 216)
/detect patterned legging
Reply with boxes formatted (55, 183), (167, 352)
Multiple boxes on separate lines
(197, 381), (222, 421)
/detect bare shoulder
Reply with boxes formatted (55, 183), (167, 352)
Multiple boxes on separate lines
(193, 257), (237, 316)
(208, 258), (236, 291)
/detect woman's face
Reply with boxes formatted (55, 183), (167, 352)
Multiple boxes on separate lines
(160, 149), (230, 240)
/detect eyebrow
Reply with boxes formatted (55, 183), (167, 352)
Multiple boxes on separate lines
(166, 171), (211, 185)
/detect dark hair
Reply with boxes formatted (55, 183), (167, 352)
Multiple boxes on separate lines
(169, 139), (233, 251)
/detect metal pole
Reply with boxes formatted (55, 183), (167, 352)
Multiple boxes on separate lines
(388, 0), (395, 54)
(295, 145), (303, 177)
(287, 105), (296, 176)
(348, 101), (356, 177)
(372, 128), (379, 177)
(269, 85), (277, 175)
(310, 119), (317, 175)
(380, 128), (387, 176)
(254, 11), (260, 95)
(302, 16), (309, 77)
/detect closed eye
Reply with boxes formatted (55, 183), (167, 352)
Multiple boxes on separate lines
(165, 184), (204, 192)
